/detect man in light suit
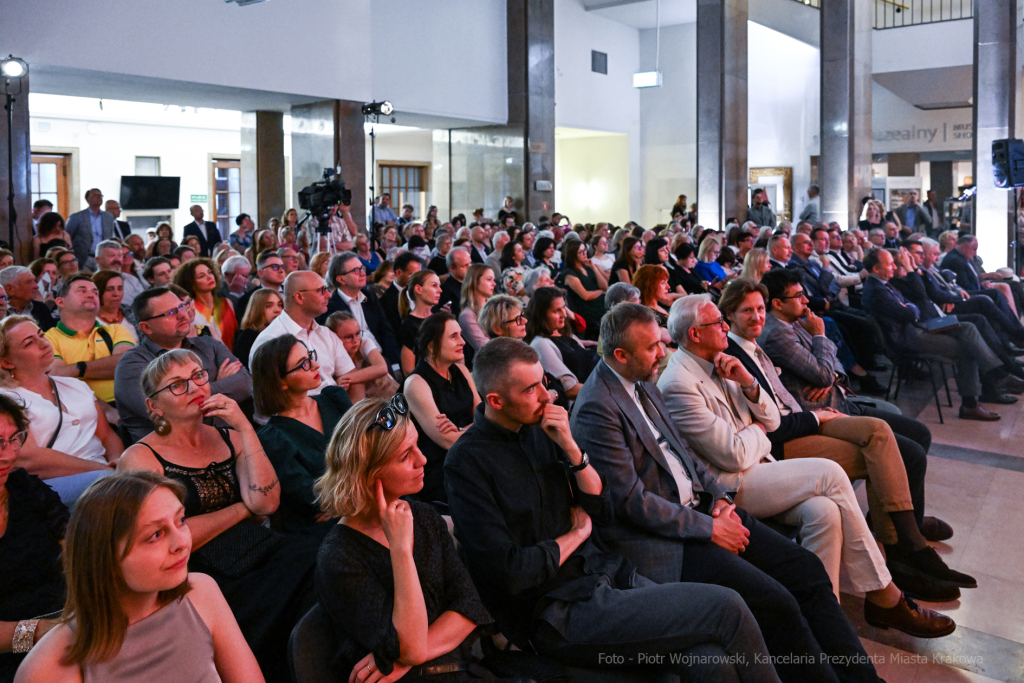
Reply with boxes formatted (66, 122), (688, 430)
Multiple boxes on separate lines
(655, 294), (956, 637)
(183, 204), (222, 257)
(65, 188), (117, 268)
(570, 303), (885, 683)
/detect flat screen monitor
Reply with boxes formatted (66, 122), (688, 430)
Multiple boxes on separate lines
(119, 176), (180, 210)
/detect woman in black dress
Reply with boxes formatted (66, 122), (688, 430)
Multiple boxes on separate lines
(525, 287), (598, 401)
(398, 270), (442, 377)
(31, 213), (70, 261)
(314, 396), (494, 683)
(672, 243), (710, 295)
(253, 334), (352, 537)
(117, 349), (318, 683)
(560, 238), (607, 340)
(403, 313), (479, 505)
(0, 396), (66, 683)
(531, 237), (557, 272)
(609, 236), (643, 286)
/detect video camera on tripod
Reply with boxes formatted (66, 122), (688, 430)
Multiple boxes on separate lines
(298, 167), (352, 234)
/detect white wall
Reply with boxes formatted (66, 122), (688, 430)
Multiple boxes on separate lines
(872, 84), (972, 154)
(554, 0), (642, 220)
(555, 132), (631, 225)
(872, 20), (973, 73)
(363, 127), (436, 218)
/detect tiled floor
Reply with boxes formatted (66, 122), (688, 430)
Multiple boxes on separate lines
(841, 374), (1024, 682)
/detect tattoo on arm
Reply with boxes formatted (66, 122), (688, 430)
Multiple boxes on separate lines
(248, 478), (279, 496)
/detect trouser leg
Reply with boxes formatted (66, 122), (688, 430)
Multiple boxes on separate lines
(915, 328), (980, 398)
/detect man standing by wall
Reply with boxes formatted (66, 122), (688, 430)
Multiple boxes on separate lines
(65, 189), (116, 268)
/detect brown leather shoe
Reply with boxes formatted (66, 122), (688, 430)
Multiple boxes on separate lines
(864, 593), (956, 638)
(959, 404), (1001, 421)
(921, 516), (953, 542)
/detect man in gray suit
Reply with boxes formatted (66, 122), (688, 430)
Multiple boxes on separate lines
(570, 303), (884, 683)
(65, 188), (116, 269)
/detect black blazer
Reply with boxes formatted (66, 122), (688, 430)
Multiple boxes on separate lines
(115, 219), (132, 240)
(317, 288), (401, 366)
(726, 338), (818, 459)
(787, 254), (834, 313)
(435, 275), (462, 318)
(861, 276), (924, 353)
(379, 283), (402, 345)
(184, 220), (222, 257)
(939, 248), (981, 291)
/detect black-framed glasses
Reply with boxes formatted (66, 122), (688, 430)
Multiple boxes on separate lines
(297, 286), (329, 296)
(777, 290), (807, 301)
(142, 302), (188, 322)
(503, 313), (526, 326)
(0, 296), (8, 303)
(149, 370), (210, 398)
(285, 349), (318, 375)
(261, 263), (285, 272)
(340, 265), (367, 276)
(697, 317), (728, 329)
(0, 430), (27, 452)
(367, 393), (408, 432)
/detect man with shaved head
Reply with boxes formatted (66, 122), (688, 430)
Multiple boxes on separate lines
(248, 270), (355, 397)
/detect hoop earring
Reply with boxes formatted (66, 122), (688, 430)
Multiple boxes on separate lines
(153, 414), (172, 437)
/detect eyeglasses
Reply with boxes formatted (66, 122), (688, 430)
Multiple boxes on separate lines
(367, 393), (409, 432)
(697, 317), (728, 329)
(142, 302), (188, 321)
(149, 370), (210, 398)
(0, 430), (27, 452)
(0, 296), (7, 303)
(285, 349), (318, 375)
(262, 263), (285, 272)
(777, 290), (807, 301)
(503, 313), (526, 326)
(297, 286), (329, 297)
(340, 265), (367, 276)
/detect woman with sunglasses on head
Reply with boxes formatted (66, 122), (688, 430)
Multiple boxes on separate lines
(117, 349), (318, 683)
(252, 335), (352, 538)
(398, 270), (443, 377)
(403, 313), (479, 505)
(0, 316), (120, 506)
(0, 395), (69, 683)
(14, 470), (265, 683)
(314, 396), (499, 683)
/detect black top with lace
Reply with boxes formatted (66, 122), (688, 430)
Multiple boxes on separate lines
(138, 427), (241, 516)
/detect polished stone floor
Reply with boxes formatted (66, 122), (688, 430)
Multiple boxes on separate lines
(839, 370), (1024, 683)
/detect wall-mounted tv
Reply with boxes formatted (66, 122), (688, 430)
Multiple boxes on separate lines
(119, 176), (180, 210)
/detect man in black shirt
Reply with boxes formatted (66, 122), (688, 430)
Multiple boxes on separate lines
(445, 338), (780, 682)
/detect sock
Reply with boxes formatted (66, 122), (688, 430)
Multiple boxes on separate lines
(962, 396), (978, 409)
(890, 510), (928, 552)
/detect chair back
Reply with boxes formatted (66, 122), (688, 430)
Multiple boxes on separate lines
(289, 603), (343, 683)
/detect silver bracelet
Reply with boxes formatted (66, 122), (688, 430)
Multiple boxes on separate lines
(12, 619), (39, 653)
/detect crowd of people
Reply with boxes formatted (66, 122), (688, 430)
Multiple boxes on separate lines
(2, 187), (1005, 682)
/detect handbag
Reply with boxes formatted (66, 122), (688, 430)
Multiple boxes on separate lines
(926, 315), (960, 334)
(44, 378), (64, 449)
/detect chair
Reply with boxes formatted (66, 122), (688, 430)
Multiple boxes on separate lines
(883, 351), (954, 424)
(289, 603), (343, 683)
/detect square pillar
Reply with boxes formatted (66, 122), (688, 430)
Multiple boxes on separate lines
(1, 72), (31, 262)
(241, 111), (286, 237)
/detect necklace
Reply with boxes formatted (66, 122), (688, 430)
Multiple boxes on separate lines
(98, 309), (122, 324)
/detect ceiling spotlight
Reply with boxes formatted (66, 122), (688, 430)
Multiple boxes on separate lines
(0, 56), (28, 80)
(362, 101), (394, 117)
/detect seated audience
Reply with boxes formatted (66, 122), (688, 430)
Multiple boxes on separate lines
(570, 303), (887, 682)
(315, 396), (498, 683)
(320, 251), (399, 368)
(435, 246), (470, 318)
(478, 295), (527, 340)
(117, 350), (317, 683)
(498, 239), (528, 303)
(522, 264), (554, 297)
(326, 312), (397, 399)
(941, 234), (1024, 335)
(175, 258), (238, 353)
(354, 234), (382, 275)
(672, 242), (710, 295)
(609, 235), (643, 285)
(93, 269), (139, 343)
(398, 270), (442, 376)
(142, 256), (174, 289)
(220, 255), (253, 303)
(369, 260), (395, 298)
(234, 288), (284, 369)
(740, 247), (771, 281)
(0, 395), (67, 681)
(631, 264), (673, 327)
(525, 287), (597, 400)
(532, 236), (557, 272)
(15, 470), (264, 683)
(252, 334), (352, 536)
(404, 313), (479, 504)
(590, 234), (614, 274)
(444, 338), (781, 681)
(115, 288), (251, 443)
(561, 238), (607, 339)
(695, 236), (734, 290)
(380, 252), (425, 340)
(233, 250), (286, 323)
(0, 267), (56, 332)
(456, 264), (496, 360)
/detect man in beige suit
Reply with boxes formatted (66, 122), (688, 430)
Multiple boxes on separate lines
(656, 294), (954, 637)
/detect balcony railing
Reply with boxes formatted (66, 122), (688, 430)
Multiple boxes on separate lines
(787, 0), (973, 29)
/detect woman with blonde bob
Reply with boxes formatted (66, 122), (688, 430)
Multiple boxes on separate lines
(313, 396), (493, 683)
(740, 247), (771, 282)
(15, 470), (264, 683)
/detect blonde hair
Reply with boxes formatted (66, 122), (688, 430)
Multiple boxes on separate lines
(315, 397), (413, 517)
(140, 349), (203, 399)
(740, 248), (770, 281)
(0, 315), (42, 387)
(697, 235), (722, 262)
(460, 264), (493, 314)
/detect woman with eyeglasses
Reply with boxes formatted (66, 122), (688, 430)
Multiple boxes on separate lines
(251, 334), (352, 538)
(609, 236), (644, 286)
(0, 316), (120, 506)
(314, 396), (496, 683)
(234, 289), (284, 370)
(174, 258), (238, 353)
(525, 287), (598, 401)
(117, 349), (318, 683)
(403, 313), (478, 505)
(694, 236), (733, 291)
(325, 312), (397, 400)
(561, 238), (607, 341)
(398, 270), (442, 377)
(0, 394), (69, 681)
(478, 295), (527, 340)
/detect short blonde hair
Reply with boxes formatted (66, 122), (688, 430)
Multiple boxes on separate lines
(140, 349), (203, 399)
(740, 248), (770, 281)
(315, 397), (413, 517)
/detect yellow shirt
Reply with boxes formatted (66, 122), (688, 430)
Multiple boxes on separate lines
(44, 322), (135, 403)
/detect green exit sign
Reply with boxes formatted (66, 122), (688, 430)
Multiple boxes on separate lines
(190, 194), (208, 203)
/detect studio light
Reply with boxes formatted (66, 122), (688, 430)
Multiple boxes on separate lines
(361, 101), (393, 117)
(0, 57), (27, 80)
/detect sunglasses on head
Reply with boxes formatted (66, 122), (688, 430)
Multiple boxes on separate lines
(367, 393), (409, 432)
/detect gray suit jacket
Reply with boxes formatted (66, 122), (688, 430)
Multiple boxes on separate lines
(65, 208), (116, 267)
(570, 360), (732, 584)
(757, 314), (846, 411)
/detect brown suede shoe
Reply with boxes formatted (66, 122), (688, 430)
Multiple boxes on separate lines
(864, 593), (956, 638)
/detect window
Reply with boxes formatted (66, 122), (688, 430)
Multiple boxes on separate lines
(135, 156), (161, 176)
(30, 154), (70, 219)
(211, 159), (241, 238)
(379, 164), (428, 219)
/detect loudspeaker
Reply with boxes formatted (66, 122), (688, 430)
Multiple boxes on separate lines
(992, 138), (1024, 188)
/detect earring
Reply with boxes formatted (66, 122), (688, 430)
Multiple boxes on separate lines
(153, 414), (172, 437)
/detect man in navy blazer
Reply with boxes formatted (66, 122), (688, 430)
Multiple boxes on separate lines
(183, 204), (222, 257)
(318, 251), (400, 366)
(64, 188), (117, 268)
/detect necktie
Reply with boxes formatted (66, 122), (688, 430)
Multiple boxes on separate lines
(634, 384), (700, 486)
(755, 345), (801, 414)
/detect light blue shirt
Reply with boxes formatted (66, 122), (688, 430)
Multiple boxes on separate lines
(89, 210), (103, 248)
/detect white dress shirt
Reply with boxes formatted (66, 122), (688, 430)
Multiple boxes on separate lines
(250, 310), (355, 395)
(338, 289), (380, 355)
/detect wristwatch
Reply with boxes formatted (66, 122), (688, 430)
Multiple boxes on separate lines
(567, 452), (590, 473)
(742, 377), (760, 393)
(77, 361), (87, 378)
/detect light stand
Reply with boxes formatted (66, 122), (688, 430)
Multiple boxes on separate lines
(361, 100), (393, 249)
(1, 56), (27, 254)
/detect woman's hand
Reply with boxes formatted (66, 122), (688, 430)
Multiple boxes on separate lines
(349, 652), (411, 683)
(217, 357), (242, 379)
(199, 394), (248, 431)
(376, 480), (414, 556)
(436, 414), (459, 435)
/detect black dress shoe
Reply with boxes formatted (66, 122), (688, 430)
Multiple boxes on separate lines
(889, 545), (978, 588)
(857, 375), (889, 396)
(888, 563), (961, 602)
(992, 374), (1024, 394)
(959, 404), (1001, 420)
(921, 516), (954, 542)
(865, 593), (956, 638)
(979, 393), (1018, 405)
